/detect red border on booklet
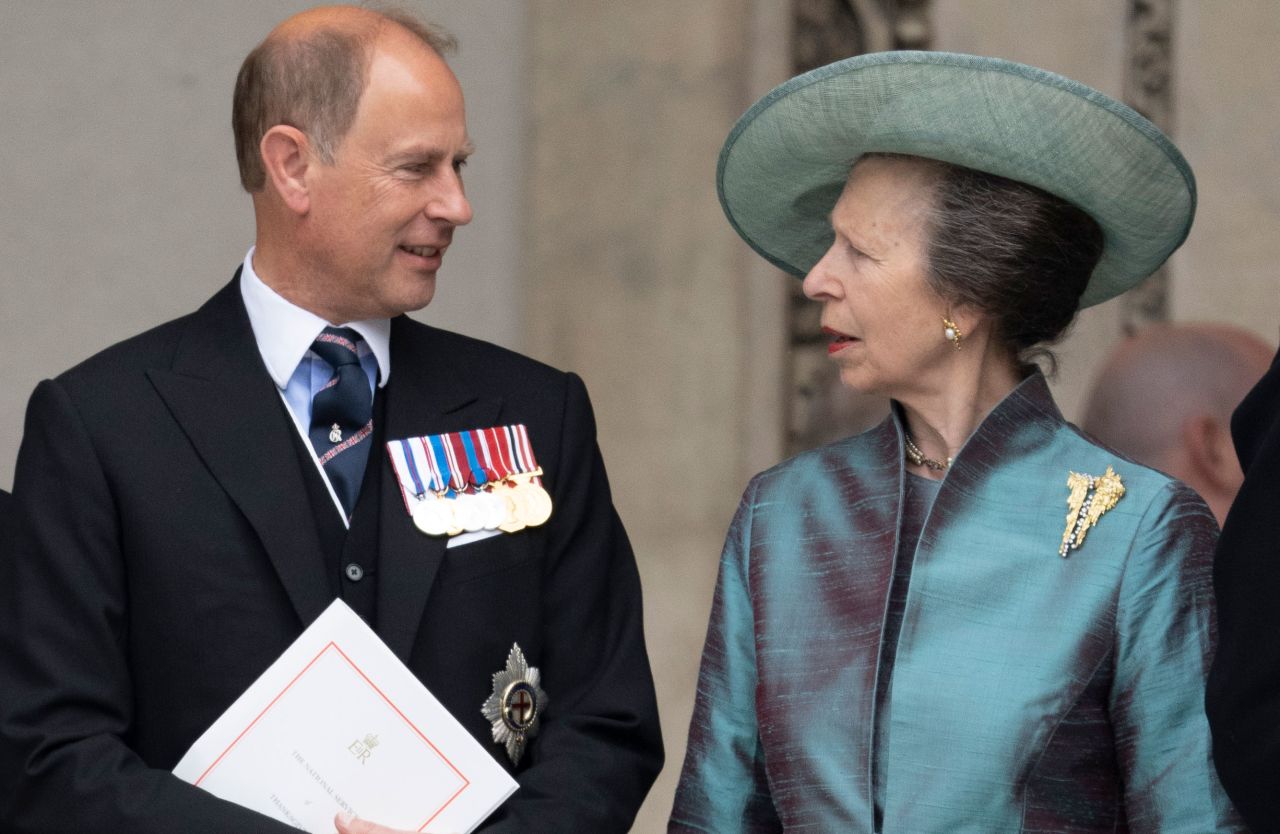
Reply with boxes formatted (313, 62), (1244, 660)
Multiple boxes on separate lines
(195, 641), (471, 832)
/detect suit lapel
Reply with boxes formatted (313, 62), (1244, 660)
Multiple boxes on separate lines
(148, 276), (331, 627)
(375, 317), (502, 662)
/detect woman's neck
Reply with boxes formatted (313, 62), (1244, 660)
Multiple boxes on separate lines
(897, 351), (1024, 479)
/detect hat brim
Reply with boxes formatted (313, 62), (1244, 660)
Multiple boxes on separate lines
(717, 51), (1196, 308)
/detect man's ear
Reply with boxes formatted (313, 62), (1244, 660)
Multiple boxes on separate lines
(1183, 414), (1243, 492)
(259, 125), (313, 215)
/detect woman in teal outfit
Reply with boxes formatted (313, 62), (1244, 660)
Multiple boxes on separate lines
(670, 53), (1242, 833)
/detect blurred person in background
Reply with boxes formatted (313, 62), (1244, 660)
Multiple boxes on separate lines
(1081, 322), (1274, 525)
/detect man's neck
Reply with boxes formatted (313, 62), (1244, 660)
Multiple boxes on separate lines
(251, 241), (348, 325)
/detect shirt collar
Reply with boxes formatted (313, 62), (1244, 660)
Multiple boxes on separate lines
(239, 246), (392, 389)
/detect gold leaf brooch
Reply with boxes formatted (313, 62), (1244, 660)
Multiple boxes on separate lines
(1059, 466), (1125, 557)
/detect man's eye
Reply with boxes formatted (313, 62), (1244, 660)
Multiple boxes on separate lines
(453, 158), (468, 173)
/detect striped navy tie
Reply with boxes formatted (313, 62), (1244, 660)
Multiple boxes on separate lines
(308, 327), (373, 518)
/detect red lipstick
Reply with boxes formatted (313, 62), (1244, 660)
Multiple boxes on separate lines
(823, 326), (858, 355)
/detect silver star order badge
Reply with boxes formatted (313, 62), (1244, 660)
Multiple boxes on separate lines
(481, 643), (547, 765)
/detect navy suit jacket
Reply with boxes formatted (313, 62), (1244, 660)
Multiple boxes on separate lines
(0, 489), (10, 548)
(0, 277), (662, 833)
(1207, 345), (1280, 833)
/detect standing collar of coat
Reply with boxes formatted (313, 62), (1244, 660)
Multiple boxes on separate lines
(884, 371), (1065, 489)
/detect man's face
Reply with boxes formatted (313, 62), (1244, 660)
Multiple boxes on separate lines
(302, 35), (473, 322)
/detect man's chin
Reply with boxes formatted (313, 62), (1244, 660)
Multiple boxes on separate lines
(387, 276), (437, 316)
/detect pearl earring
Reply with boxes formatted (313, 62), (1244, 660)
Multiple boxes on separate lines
(942, 316), (963, 350)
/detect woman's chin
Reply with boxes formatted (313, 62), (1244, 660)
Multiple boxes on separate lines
(836, 368), (882, 396)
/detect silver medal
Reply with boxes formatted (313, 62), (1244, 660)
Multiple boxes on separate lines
(476, 490), (508, 531)
(411, 496), (455, 537)
(452, 492), (487, 533)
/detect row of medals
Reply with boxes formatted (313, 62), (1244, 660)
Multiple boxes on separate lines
(411, 468), (552, 536)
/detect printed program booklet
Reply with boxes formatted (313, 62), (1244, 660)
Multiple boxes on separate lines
(174, 599), (517, 833)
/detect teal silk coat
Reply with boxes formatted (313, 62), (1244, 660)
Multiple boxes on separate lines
(670, 376), (1241, 833)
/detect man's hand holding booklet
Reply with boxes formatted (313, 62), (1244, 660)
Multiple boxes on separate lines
(173, 600), (517, 833)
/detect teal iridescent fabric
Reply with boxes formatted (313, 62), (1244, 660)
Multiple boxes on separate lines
(670, 375), (1241, 833)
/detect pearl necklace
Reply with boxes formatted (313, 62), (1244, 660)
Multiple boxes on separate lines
(903, 432), (951, 472)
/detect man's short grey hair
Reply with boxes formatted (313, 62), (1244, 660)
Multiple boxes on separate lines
(232, 6), (456, 192)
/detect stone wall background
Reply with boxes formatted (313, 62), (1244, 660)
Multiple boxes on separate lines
(2, 3), (1278, 832)
(525, 3), (789, 829)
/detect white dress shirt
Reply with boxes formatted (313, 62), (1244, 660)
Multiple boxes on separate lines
(239, 246), (391, 526)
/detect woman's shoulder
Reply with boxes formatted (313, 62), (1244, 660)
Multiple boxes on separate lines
(747, 420), (897, 498)
(1061, 420), (1204, 503)
(1048, 421), (1216, 547)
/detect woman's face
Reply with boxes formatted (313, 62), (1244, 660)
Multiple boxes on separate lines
(803, 155), (955, 398)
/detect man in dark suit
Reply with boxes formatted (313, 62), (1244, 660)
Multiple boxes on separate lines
(1207, 342), (1280, 833)
(0, 488), (9, 540)
(0, 7), (661, 833)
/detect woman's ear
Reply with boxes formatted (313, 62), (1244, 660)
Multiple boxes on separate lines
(955, 302), (992, 336)
(943, 304), (987, 346)
(259, 125), (313, 215)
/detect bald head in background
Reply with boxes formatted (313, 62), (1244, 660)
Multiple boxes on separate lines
(1081, 322), (1274, 524)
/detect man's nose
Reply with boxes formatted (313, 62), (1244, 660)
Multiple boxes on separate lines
(429, 175), (473, 226)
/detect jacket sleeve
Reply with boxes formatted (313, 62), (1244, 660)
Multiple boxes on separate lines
(1205, 347), (1280, 833)
(0, 379), (298, 834)
(478, 372), (663, 833)
(668, 479), (782, 833)
(1110, 481), (1244, 833)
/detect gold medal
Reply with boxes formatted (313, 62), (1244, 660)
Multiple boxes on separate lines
(514, 483), (553, 527)
(508, 469), (553, 528)
(497, 484), (526, 533)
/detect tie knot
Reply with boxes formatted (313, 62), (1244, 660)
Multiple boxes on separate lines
(311, 327), (363, 368)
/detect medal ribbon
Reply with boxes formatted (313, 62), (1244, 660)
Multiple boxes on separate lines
(396, 439), (427, 498)
(444, 431), (481, 491)
(474, 428), (500, 481)
(484, 426), (516, 480)
(459, 431), (490, 488)
(385, 424), (545, 515)
(512, 425), (542, 486)
(386, 440), (422, 510)
(429, 434), (465, 495)
(504, 426), (528, 474)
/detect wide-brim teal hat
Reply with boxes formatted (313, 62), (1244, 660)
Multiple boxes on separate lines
(717, 51), (1196, 308)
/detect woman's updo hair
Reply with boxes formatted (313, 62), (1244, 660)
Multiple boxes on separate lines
(866, 153), (1106, 372)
